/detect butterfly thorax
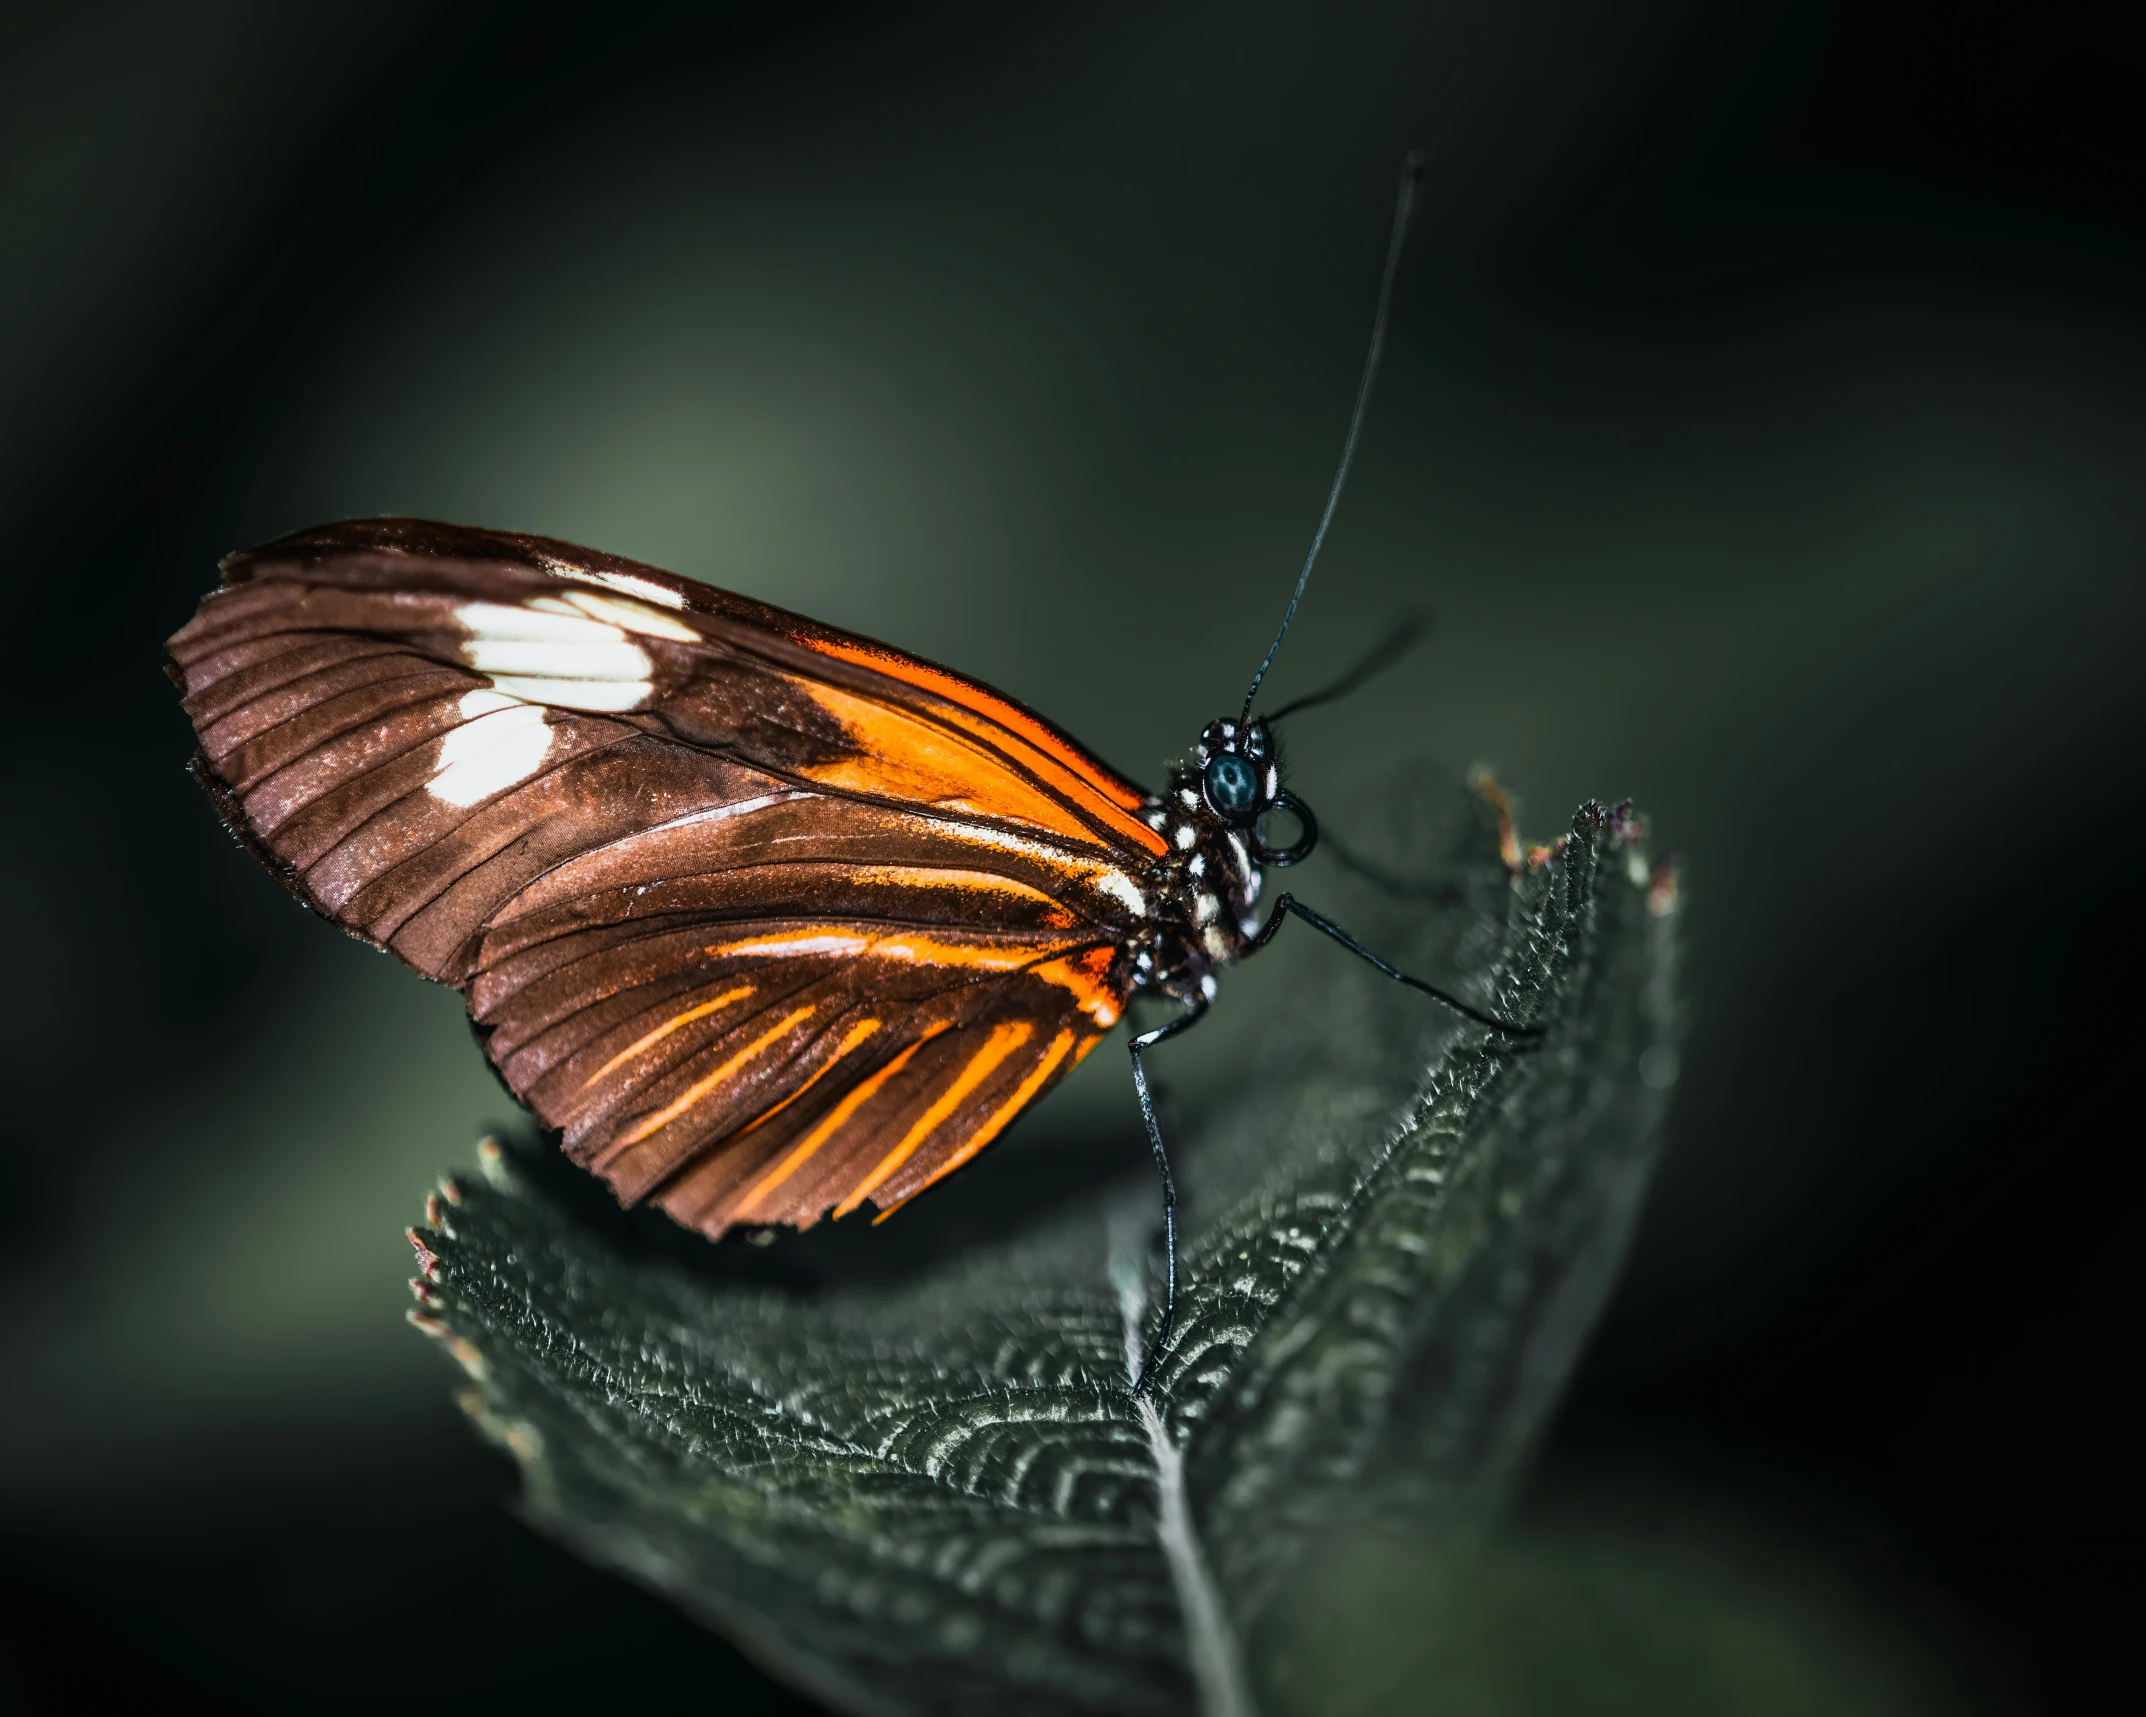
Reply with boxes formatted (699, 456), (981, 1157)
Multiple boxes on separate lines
(1123, 716), (1312, 1005)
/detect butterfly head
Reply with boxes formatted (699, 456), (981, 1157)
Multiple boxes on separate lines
(1193, 717), (1317, 867)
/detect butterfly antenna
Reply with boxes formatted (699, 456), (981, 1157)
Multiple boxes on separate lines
(1264, 609), (1431, 723)
(1240, 151), (1425, 724)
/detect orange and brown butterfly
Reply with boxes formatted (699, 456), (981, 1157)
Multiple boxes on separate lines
(168, 515), (1198, 1235)
(163, 157), (1534, 1387)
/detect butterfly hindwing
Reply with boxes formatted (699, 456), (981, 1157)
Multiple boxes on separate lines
(659, 975), (1109, 1234)
(167, 518), (1146, 1233)
(473, 915), (1113, 1231)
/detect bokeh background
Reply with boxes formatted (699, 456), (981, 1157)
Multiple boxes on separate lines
(2, 2), (2138, 1711)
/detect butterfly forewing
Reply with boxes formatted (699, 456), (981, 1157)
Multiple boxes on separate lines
(168, 518), (1147, 1233)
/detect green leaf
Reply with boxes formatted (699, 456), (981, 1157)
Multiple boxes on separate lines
(406, 786), (1678, 1716)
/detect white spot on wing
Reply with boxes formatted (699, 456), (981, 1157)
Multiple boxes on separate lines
(1195, 892), (1218, 924)
(464, 638), (652, 679)
(575, 568), (690, 610)
(721, 931), (872, 958)
(429, 704), (553, 806)
(456, 601), (624, 644)
(562, 588), (700, 641)
(457, 687), (525, 719)
(482, 673), (652, 712)
(454, 599), (656, 711)
(1175, 824), (1197, 850)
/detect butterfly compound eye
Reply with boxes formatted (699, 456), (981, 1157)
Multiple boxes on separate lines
(1203, 752), (1262, 818)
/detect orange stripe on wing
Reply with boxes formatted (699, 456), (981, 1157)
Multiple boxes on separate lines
(791, 676), (1167, 860)
(925, 705), (1169, 858)
(725, 1015), (883, 1147)
(794, 636), (1152, 816)
(1029, 946), (1125, 1029)
(735, 1024), (949, 1216)
(608, 1004), (817, 1157)
(833, 1020), (1034, 1219)
(796, 681), (1119, 853)
(584, 984), (755, 1086)
(704, 927), (1087, 975)
(872, 933), (1053, 972)
(871, 1027), (1079, 1223)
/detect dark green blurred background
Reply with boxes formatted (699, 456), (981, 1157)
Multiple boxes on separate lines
(2, 2), (2138, 1711)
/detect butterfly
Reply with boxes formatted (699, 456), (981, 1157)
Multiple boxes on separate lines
(164, 156), (1533, 1390)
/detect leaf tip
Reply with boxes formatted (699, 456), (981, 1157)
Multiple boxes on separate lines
(406, 1309), (487, 1379)
(456, 1387), (545, 1465)
(1648, 858), (1680, 918)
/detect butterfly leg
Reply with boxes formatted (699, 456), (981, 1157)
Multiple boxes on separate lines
(1128, 995), (1210, 1396)
(1252, 894), (1542, 1037)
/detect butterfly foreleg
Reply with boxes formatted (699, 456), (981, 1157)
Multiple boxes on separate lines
(1251, 894), (1542, 1037)
(1127, 994), (1210, 1397)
